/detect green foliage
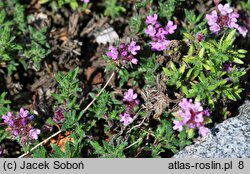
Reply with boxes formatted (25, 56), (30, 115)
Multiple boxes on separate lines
(117, 54), (158, 87)
(47, 68), (87, 157)
(88, 90), (123, 120)
(149, 120), (178, 157)
(183, 9), (207, 34)
(32, 146), (47, 158)
(0, 92), (11, 143)
(131, 54), (158, 86)
(52, 67), (85, 132)
(146, 119), (192, 157)
(40, 0), (88, 11)
(0, 1), (50, 74)
(163, 61), (186, 89)
(104, 51), (158, 87)
(238, 0), (250, 11)
(103, 0), (126, 19)
(0, 92), (10, 116)
(164, 30), (247, 108)
(52, 67), (82, 111)
(128, 0), (154, 35)
(129, 16), (143, 35)
(135, 0), (153, 9)
(90, 138), (127, 158)
(178, 127), (193, 149)
(158, 0), (184, 20)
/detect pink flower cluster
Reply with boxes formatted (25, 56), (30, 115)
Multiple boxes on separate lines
(173, 98), (210, 136)
(206, 3), (248, 37)
(119, 89), (139, 126)
(145, 14), (177, 51)
(81, 0), (89, 3)
(2, 108), (41, 143)
(106, 41), (141, 65)
(53, 108), (65, 123)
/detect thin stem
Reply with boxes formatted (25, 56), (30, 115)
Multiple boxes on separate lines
(81, 72), (115, 114)
(18, 130), (62, 158)
(18, 72), (115, 158)
(124, 138), (142, 150)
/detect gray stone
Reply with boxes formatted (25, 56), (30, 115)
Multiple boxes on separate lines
(174, 100), (250, 158)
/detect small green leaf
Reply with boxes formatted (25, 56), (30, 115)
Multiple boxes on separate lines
(169, 61), (177, 71)
(237, 49), (247, 54)
(233, 57), (244, 64)
(181, 86), (189, 96)
(198, 48), (205, 58)
(183, 33), (195, 40)
(179, 63), (186, 74)
(188, 44), (194, 56)
(225, 29), (236, 43)
(163, 67), (171, 76)
(203, 63), (211, 70)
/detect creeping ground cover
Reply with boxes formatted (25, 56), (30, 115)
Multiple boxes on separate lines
(0, 0), (249, 158)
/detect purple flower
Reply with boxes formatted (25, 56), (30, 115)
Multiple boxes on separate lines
(119, 112), (133, 126)
(195, 33), (205, 42)
(155, 27), (167, 39)
(218, 3), (233, 15)
(145, 14), (177, 51)
(81, 0), (89, 3)
(1, 108), (42, 143)
(106, 41), (141, 65)
(145, 14), (158, 25)
(198, 126), (209, 137)
(206, 10), (218, 25)
(119, 43), (126, 49)
(53, 108), (65, 123)
(121, 51), (128, 57)
(223, 63), (239, 73)
(237, 26), (248, 37)
(165, 21), (177, 34)
(210, 23), (221, 33)
(12, 130), (19, 137)
(106, 46), (119, 60)
(150, 40), (170, 51)
(2, 112), (13, 125)
(203, 109), (210, 116)
(194, 113), (204, 123)
(206, 10), (221, 33)
(118, 89), (140, 126)
(125, 55), (138, 65)
(206, 3), (247, 36)
(19, 108), (29, 118)
(173, 120), (183, 131)
(145, 25), (157, 37)
(21, 118), (26, 126)
(227, 12), (239, 28)
(123, 89), (137, 102)
(21, 136), (28, 143)
(130, 57), (138, 64)
(28, 114), (34, 121)
(29, 128), (41, 140)
(128, 41), (140, 55)
(173, 98), (210, 136)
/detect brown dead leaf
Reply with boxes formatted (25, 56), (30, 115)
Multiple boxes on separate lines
(85, 67), (104, 85)
(55, 130), (74, 152)
(44, 125), (74, 153)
